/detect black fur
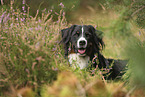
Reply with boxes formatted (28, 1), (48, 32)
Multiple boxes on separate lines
(61, 25), (77, 56)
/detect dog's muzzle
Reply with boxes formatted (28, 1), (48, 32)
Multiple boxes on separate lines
(77, 37), (87, 55)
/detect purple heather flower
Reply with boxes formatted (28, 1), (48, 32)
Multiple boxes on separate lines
(139, 30), (141, 36)
(68, 47), (71, 51)
(10, 23), (13, 27)
(23, 13), (26, 16)
(38, 19), (41, 23)
(35, 27), (39, 31)
(42, 36), (45, 39)
(52, 48), (56, 51)
(35, 42), (40, 48)
(12, 12), (15, 15)
(2, 13), (10, 23)
(104, 68), (106, 70)
(22, 0), (25, 4)
(5, 27), (8, 29)
(55, 12), (59, 15)
(29, 28), (33, 31)
(63, 12), (65, 16)
(1, 11), (6, 18)
(17, 23), (19, 26)
(22, 6), (25, 11)
(53, 68), (58, 71)
(43, 8), (46, 11)
(95, 25), (97, 28)
(16, 18), (18, 21)
(59, 2), (64, 8)
(21, 18), (24, 22)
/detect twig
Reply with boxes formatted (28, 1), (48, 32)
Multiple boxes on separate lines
(34, 10), (39, 20)
(76, 81), (86, 97)
(99, 3), (106, 10)
(85, 81), (96, 91)
(1, 0), (4, 5)
(131, 6), (145, 17)
(99, 71), (107, 85)
(126, 86), (137, 97)
(53, 56), (58, 66)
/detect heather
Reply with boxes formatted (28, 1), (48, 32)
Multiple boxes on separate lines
(0, 0), (145, 97)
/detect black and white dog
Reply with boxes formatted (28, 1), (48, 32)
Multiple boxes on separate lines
(61, 25), (127, 80)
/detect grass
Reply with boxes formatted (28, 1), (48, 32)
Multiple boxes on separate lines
(0, 1), (145, 97)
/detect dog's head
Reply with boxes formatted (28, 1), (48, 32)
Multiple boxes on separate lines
(61, 25), (104, 57)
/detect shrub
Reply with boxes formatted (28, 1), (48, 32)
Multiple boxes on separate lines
(0, 2), (67, 96)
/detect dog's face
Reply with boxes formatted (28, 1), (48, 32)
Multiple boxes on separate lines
(70, 25), (92, 56)
(61, 25), (104, 57)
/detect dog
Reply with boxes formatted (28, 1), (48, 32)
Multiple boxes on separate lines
(61, 25), (127, 80)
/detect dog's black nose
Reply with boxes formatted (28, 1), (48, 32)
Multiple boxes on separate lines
(79, 40), (86, 46)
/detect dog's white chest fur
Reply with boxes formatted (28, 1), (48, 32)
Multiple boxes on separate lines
(68, 54), (90, 69)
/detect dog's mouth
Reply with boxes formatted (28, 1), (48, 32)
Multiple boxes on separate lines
(78, 48), (86, 55)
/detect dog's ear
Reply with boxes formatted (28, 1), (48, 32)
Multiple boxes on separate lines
(88, 25), (108, 69)
(88, 25), (104, 53)
(61, 25), (76, 56)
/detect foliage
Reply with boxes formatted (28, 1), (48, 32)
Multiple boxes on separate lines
(0, 3), (67, 96)
(101, 0), (145, 28)
(1, 0), (144, 28)
(41, 71), (112, 97)
(125, 36), (145, 85)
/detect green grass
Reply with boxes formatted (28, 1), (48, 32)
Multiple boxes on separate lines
(0, 1), (145, 97)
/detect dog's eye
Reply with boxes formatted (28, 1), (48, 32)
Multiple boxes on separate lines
(73, 32), (80, 37)
(77, 31), (80, 34)
(85, 32), (91, 37)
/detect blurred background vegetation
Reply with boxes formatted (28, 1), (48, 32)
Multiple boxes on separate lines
(1, 0), (144, 26)
(0, 0), (145, 97)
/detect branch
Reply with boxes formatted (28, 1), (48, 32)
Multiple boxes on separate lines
(131, 6), (145, 17)
(1, 0), (4, 5)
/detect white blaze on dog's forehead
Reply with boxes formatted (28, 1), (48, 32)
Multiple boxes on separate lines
(82, 26), (84, 37)
(77, 26), (87, 48)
